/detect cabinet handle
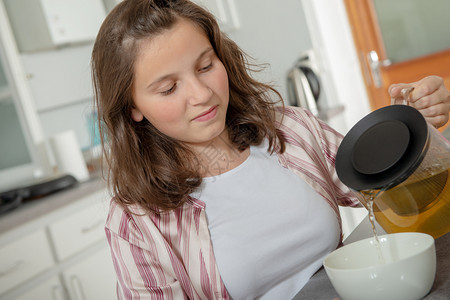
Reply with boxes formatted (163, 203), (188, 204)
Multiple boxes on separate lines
(81, 219), (103, 234)
(0, 260), (24, 277)
(70, 275), (87, 300)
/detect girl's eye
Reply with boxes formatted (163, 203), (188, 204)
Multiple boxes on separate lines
(161, 83), (177, 96)
(199, 62), (212, 72)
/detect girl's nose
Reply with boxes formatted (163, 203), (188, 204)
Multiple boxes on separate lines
(186, 76), (213, 105)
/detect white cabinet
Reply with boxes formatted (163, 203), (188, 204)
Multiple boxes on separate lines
(48, 200), (106, 261)
(63, 247), (117, 300)
(20, 45), (94, 112)
(12, 276), (65, 300)
(3, 0), (106, 52)
(0, 188), (117, 300)
(0, 230), (54, 295)
(2, 0), (105, 111)
(40, 0), (106, 46)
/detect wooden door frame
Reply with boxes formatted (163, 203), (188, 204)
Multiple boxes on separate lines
(344, 0), (388, 110)
(344, 0), (450, 112)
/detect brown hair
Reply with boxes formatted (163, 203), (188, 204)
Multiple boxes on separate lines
(92, 0), (285, 213)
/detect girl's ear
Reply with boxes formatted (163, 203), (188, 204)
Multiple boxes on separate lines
(131, 108), (144, 122)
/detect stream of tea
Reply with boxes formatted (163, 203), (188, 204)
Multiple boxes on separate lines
(364, 191), (386, 264)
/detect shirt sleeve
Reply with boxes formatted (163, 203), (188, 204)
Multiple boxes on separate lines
(105, 204), (185, 300)
(313, 113), (362, 207)
(277, 106), (361, 208)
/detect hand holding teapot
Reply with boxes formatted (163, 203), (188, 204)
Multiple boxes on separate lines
(389, 75), (450, 128)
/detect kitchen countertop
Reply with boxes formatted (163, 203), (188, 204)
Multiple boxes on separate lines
(0, 174), (107, 236)
(293, 217), (450, 300)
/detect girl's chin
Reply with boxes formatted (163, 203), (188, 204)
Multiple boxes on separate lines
(184, 127), (229, 148)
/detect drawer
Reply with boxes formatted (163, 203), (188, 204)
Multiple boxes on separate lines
(13, 276), (65, 300)
(48, 200), (107, 261)
(0, 230), (54, 296)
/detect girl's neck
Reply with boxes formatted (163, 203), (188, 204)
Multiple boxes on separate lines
(189, 130), (250, 177)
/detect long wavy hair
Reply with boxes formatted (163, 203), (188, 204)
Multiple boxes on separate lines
(92, 0), (286, 213)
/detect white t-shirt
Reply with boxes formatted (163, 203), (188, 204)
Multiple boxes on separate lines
(191, 141), (340, 299)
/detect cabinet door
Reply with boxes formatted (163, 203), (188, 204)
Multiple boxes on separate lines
(21, 45), (94, 112)
(13, 276), (66, 300)
(40, 0), (106, 45)
(0, 230), (54, 296)
(4, 0), (106, 52)
(62, 246), (116, 300)
(48, 193), (107, 261)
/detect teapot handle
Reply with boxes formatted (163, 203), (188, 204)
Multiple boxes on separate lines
(391, 87), (414, 106)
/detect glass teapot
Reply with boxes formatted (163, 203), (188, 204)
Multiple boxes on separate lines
(336, 92), (450, 238)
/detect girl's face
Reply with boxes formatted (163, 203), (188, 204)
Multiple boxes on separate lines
(131, 19), (229, 149)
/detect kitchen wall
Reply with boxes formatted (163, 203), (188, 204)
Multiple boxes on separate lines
(301, 0), (371, 133)
(226, 0), (313, 101)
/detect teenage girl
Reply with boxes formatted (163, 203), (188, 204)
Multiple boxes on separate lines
(91, 0), (450, 298)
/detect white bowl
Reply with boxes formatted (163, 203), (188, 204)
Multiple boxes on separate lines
(323, 232), (436, 300)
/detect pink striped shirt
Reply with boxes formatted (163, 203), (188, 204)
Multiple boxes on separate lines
(105, 106), (360, 299)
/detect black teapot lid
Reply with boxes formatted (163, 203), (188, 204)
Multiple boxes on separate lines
(336, 105), (429, 191)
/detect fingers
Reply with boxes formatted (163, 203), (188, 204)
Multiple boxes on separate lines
(424, 115), (449, 129)
(410, 86), (446, 110)
(412, 102), (449, 126)
(388, 83), (408, 99)
(388, 76), (443, 102)
(409, 76), (443, 104)
(388, 75), (450, 128)
(410, 81), (450, 128)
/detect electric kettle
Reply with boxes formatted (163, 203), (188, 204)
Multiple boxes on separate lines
(336, 104), (450, 238)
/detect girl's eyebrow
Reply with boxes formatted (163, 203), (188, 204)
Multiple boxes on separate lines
(198, 47), (214, 59)
(147, 47), (214, 89)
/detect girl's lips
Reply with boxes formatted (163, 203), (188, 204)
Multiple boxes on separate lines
(192, 105), (218, 122)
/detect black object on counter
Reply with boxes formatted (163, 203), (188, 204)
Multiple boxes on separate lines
(0, 174), (78, 214)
